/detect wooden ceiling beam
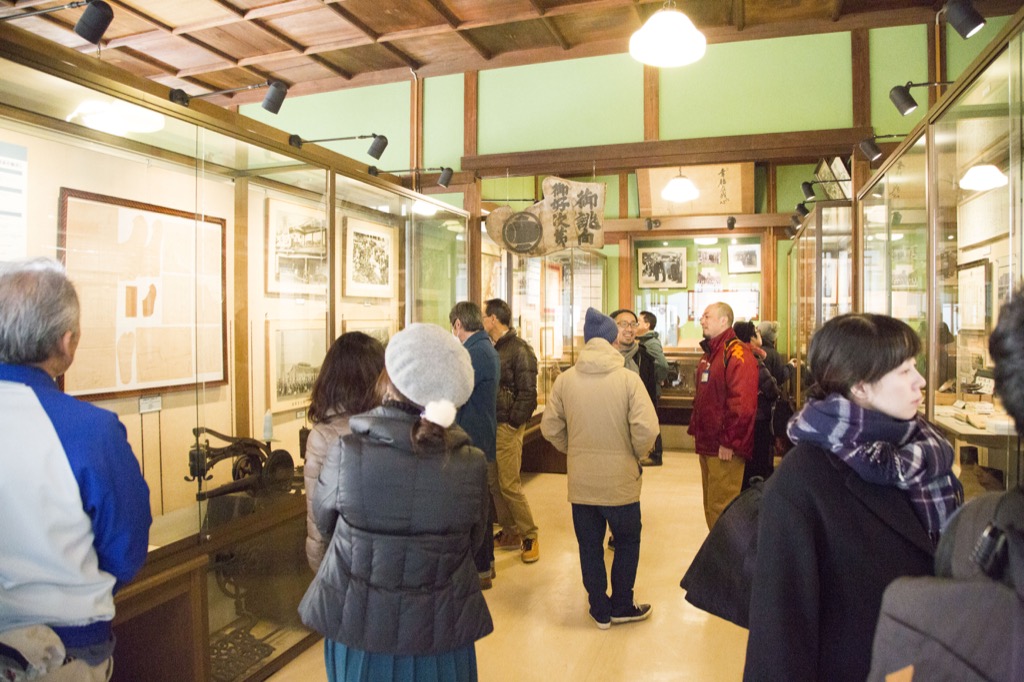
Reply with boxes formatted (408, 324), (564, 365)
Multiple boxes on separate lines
(732, 0), (745, 32)
(830, 0), (846, 22)
(461, 127), (874, 177)
(530, 0), (572, 50)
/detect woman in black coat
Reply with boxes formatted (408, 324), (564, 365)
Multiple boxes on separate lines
(743, 314), (963, 682)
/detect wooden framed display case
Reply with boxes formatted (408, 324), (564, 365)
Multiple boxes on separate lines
(857, 9), (1024, 494)
(0, 22), (468, 681)
(787, 200), (854, 405)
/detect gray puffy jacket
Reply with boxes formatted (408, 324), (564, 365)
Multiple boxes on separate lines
(298, 404), (493, 655)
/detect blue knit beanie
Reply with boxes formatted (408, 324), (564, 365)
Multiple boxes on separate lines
(584, 307), (618, 344)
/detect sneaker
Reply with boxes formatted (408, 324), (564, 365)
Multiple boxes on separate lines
(639, 457), (662, 467)
(611, 603), (652, 624)
(521, 536), (539, 563)
(494, 529), (522, 550)
(589, 611), (611, 630)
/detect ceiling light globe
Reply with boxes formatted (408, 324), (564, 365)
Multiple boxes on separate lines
(629, 9), (706, 68)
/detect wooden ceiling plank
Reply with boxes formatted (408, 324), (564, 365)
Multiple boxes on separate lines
(105, 30), (170, 49)
(422, 0), (462, 29)
(325, 3), (381, 41)
(733, 0), (745, 32)
(381, 42), (423, 71)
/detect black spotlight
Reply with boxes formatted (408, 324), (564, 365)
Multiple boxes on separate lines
(801, 182), (816, 202)
(727, 216), (736, 230)
(945, 0), (986, 40)
(795, 203), (810, 217)
(438, 167), (454, 188)
(0, 0), (114, 45)
(169, 80), (288, 115)
(859, 138), (884, 162)
(288, 133), (388, 160)
(889, 83), (919, 116)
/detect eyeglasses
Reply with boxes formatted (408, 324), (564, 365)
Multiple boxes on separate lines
(617, 321), (639, 329)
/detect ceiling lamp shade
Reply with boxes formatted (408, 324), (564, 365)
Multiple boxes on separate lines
(0, 0), (114, 44)
(629, 3), (706, 68)
(288, 133), (388, 159)
(661, 172), (699, 203)
(169, 80), (289, 114)
(945, 0), (986, 40)
(959, 164), (1008, 191)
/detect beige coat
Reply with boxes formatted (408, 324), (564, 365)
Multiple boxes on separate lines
(541, 338), (659, 506)
(304, 411), (351, 572)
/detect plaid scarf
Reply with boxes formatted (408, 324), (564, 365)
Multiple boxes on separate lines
(787, 395), (963, 544)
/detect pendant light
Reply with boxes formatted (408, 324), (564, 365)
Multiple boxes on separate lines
(661, 169), (699, 203)
(629, 1), (706, 68)
(959, 165), (1008, 191)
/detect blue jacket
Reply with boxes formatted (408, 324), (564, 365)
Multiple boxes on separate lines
(456, 330), (499, 462)
(0, 364), (151, 649)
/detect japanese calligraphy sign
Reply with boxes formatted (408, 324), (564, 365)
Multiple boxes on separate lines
(484, 176), (606, 256)
(637, 163), (754, 217)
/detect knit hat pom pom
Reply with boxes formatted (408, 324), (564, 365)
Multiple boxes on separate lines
(422, 400), (457, 428)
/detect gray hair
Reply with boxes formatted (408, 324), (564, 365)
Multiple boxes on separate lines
(757, 320), (779, 345)
(0, 258), (80, 364)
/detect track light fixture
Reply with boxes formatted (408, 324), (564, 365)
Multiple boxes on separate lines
(288, 133), (388, 159)
(857, 133), (908, 162)
(943, 0), (986, 40)
(368, 166), (455, 188)
(889, 81), (954, 116)
(795, 203), (810, 217)
(169, 80), (288, 114)
(726, 216), (736, 231)
(802, 176), (843, 200)
(0, 0), (113, 44)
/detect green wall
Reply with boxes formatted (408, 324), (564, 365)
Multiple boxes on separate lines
(242, 82), (411, 168)
(869, 25), (929, 136)
(776, 163), (817, 216)
(478, 54), (644, 153)
(660, 33), (853, 139)
(424, 74), (464, 170)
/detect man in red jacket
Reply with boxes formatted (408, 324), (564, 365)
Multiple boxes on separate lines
(688, 302), (758, 530)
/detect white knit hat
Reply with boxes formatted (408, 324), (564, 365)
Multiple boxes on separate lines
(385, 323), (475, 427)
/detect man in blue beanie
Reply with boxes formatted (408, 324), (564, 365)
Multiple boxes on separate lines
(541, 307), (659, 630)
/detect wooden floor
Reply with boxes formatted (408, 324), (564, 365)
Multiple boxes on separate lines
(268, 450), (748, 681)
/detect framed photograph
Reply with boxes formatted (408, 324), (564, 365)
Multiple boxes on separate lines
(344, 216), (395, 298)
(58, 188), (227, 399)
(696, 268), (721, 290)
(697, 248), (721, 265)
(266, 198), (328, 296)
(266, 319), (327, 413)
(637, 247), (686, 288)
(957, 259), (991, 332)
(727, 244), (761, 274)
(342, 318), (395, 347)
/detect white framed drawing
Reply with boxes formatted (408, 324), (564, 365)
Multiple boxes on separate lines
(697, 248), (722, 265)
(344, 217), (395, 298)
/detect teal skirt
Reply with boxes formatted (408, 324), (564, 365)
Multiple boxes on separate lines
(324, 639), (478, 682)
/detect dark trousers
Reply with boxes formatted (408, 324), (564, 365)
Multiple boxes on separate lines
(571, 502), (641, 620)
(474, 497), (494, 574)
(742, 418), (774, 490)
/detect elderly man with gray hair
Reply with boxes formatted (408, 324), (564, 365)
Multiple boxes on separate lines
(0, 258), (151, 682)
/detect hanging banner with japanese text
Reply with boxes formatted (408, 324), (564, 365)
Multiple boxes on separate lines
(484, 176), (606, 256)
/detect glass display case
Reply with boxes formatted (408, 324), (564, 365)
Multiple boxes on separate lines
(858, 21), (1023, 495)
(0, 23), (468, 681)
(787, 200), (853, 404)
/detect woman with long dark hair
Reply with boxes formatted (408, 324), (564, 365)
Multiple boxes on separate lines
(744, 314), (962, 682)
(303, 332), (385, 572)
(300, 323), (492, 681)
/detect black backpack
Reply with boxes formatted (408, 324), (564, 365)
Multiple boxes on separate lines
(868, 485), (1024, 681)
